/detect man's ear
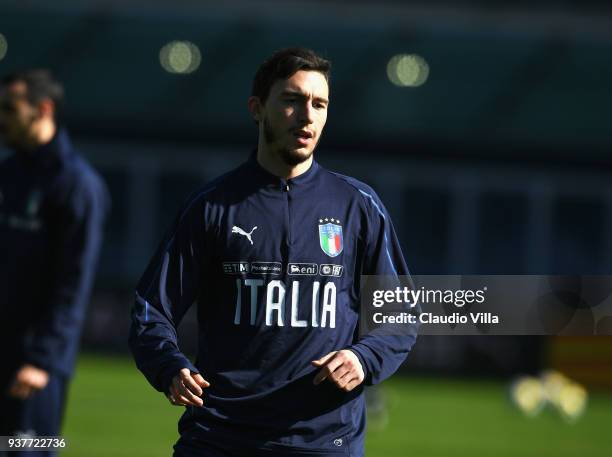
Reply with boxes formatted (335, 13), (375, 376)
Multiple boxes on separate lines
(247, 96), (263, 123)
(36, 98), (55, 120)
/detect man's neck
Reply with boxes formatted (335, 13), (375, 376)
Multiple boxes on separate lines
(256, 142), (313, 180)
(19, 121), (57, 153)
(36, 121), (57, 146)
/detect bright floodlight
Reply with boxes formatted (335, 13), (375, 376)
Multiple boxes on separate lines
(558, 382), (588, 422)
(159, 41), (201, 74)
(541, 370), (569, 404)
(510, 376), (546, 417)
(387, 54), (429, 87)
(0, 33), (7, 61)
(541, 370), (588, 422)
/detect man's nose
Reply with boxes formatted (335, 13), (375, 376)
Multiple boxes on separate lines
(298, 102), (315, 124)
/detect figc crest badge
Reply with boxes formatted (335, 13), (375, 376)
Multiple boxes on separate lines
(319, 218), (343, 257)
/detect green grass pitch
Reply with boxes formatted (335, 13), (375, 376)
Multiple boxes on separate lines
(61, 355), (612, 457)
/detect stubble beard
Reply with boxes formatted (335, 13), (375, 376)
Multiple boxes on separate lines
(263, 117), (317, 167)
(2, 113), (38, 152)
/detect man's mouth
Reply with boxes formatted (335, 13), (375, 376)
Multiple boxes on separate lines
(293, 130), (314, 146)
(293, 129), (313, 139)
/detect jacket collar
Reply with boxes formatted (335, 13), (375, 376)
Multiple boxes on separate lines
(18, 127), (72, 169)
(247, 149), (320, 189)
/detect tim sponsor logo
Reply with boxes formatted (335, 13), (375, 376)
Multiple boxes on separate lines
(288, 263), (318, 275)
(320, 264), (343, 277)
(223, 262), (250, 274)
(251, 262), (282, 275)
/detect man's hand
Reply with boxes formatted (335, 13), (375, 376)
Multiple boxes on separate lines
(166, 368), (210, 407)
(8, 364), (50, 399)
(312, 350), (365, 392)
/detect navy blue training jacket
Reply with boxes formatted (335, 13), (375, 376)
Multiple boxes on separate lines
(0, 129), (109, 381)
(129, 153), (416, 456)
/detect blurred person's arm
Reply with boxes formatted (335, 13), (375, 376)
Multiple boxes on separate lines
(9, 364), (49, 399)
(13, 171), (108, 396)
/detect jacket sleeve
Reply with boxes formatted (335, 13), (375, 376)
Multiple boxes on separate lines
(24, 172), (109, 375)
(128, 199), (204, 393)
(348, 188), (418, 385)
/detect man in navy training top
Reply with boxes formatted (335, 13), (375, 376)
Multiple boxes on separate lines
(0, 70), (109, 456)
(129, 47), (417, 457)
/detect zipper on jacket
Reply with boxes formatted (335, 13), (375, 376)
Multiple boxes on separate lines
(283, 182), (293, 246)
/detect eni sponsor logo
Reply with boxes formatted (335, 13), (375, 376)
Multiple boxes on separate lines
(288, 263), (318, 275)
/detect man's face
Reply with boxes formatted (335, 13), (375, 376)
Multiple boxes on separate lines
(259, 70), (329, 166)
(0, 81), (38, 150)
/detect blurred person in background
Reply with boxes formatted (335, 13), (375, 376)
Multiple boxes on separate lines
(130, 47), (417, 457)
(0, 70), (109, 455)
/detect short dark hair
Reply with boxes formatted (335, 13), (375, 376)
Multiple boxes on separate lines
(1, 69), (64, 115)
(252, 47), (331, 104)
